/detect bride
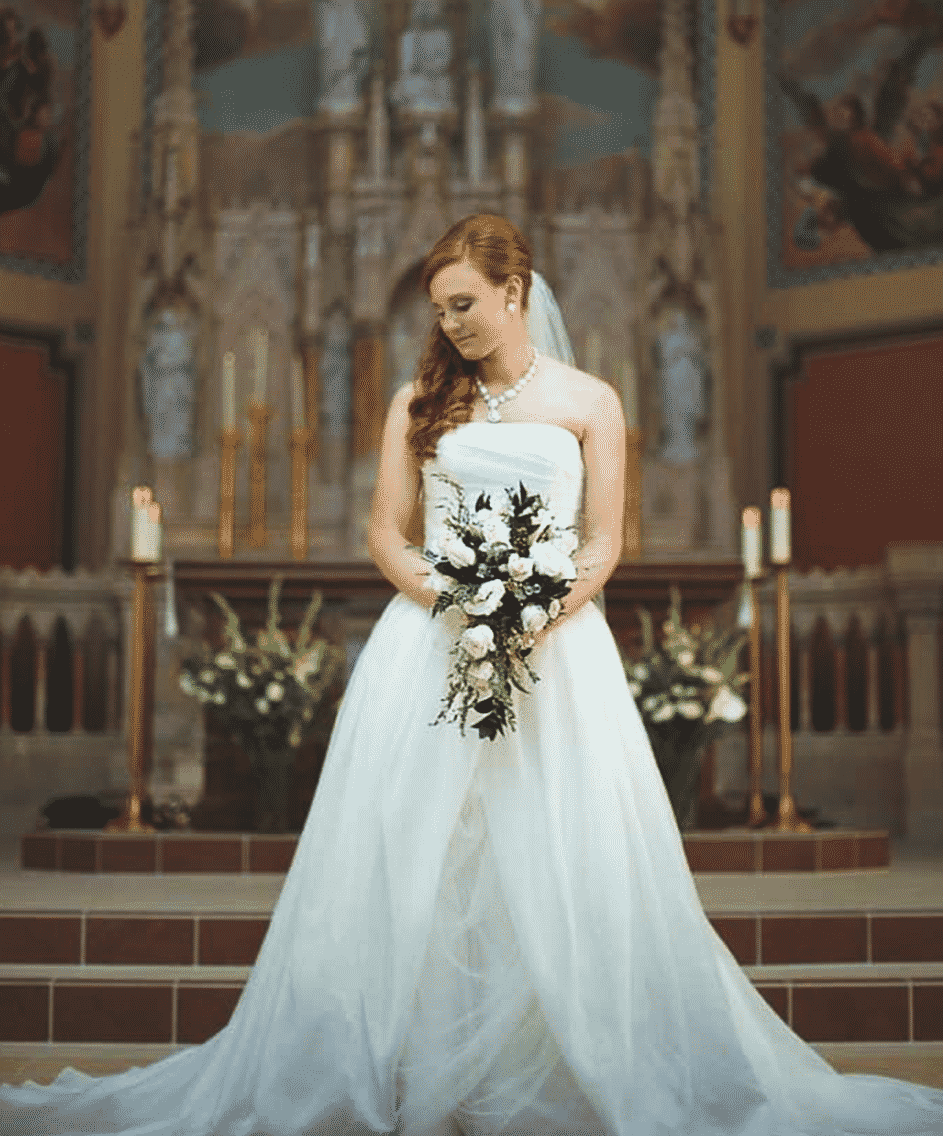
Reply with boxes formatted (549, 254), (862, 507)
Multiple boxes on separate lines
(2, 213), (942, 1136)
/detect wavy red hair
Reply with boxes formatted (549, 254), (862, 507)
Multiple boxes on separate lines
(406, 214), (534, 466)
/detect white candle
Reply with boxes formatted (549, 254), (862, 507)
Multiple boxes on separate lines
(741, 506), (762, 578)
(621, 359), (639, 431)
(130, 487), (152, 560)
(222, 350), (236, 431)
(291, 353), (306, 430)
(770, 487), (791, 564)
(144, 502), (163, 562)
(253, 326), (269, 405)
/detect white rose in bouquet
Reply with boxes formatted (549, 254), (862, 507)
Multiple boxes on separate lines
(474, 510), (511, 548)
(507, 552), (535, 582)
(521, 604), (549, 634)
(442, 535), (477, 568)
(530, 507), (554, 541)
(463, 579), (506, 617)
(548, 598), (561, 619)
(424, 568), (453, 596)
(705, 685), (747, 723)
(459, 623), (495, 659)
(551, 528), (579, 555)
(530, 541), (577, 580)
(468, 659), (494, 693)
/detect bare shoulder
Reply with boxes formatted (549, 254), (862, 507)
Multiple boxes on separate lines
(539, 356), (618, 439)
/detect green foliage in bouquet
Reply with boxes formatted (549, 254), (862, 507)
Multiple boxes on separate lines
(178, 578), (346, 828)
(621, 584), (750, 830)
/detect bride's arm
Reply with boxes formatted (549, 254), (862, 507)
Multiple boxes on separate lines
(535, 381), (626, 642)
(367, 383), (437, 611)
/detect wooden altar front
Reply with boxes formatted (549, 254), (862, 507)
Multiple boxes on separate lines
(172, 559), (747, 832)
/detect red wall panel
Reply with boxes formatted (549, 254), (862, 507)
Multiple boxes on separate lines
(0, 338), (67, 570)
(789, 337), (943, 572)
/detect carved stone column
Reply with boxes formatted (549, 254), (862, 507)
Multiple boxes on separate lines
(886, 543), (943, 845)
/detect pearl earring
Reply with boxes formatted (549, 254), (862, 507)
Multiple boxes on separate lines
(508, 302), (516, 313)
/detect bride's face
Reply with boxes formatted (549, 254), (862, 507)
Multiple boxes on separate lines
(428, 259), (522, 361)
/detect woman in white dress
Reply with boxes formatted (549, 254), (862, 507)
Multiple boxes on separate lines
(1, 213), (942, 1136)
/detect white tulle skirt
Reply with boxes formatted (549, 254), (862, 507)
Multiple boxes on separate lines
(2, 592), (942, 1136)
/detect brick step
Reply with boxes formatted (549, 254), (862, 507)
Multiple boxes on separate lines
(2, 909), (943, 968)
(0, 962), (940, 1046)
(21, 828), (892, 874)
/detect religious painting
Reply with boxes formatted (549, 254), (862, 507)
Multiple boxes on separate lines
(767, 0), (943, 287)
(0, 0), (90, 280)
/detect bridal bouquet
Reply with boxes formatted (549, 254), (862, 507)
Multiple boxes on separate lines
(621, 584), (749, 829)
(422, 471), (578, 740)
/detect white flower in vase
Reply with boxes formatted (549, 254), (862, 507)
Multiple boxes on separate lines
(215, 653), (236, 669)
(459, 623), (495, 659)
(179, 672), (197, 695)
(705, 685), (748, 723)
(677, 700), (704, 719)
(255, 698), (270, 714)
(677, 650), (695, 667)
(212, 691), (226, 705)
(199, 668), (216, 684)
(651, 702), (676, 722)
(236, 672), (253, 689)
(627, 680), (642, 698)
(632, 663), (650, 681)
(266, 682), (285, 702)
(701, 666), (724, 684)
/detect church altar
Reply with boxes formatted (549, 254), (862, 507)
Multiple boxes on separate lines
(171, 558), (746, 832)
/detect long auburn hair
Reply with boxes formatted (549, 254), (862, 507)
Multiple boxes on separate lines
(406, 213), (534, 466)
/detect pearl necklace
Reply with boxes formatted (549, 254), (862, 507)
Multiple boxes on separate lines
(476, 345), (539, 423)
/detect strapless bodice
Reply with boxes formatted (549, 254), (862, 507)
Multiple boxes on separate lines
(421, 421), (585, 554)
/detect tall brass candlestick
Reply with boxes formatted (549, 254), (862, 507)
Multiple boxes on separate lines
(218, 429), (242, 559)
(746, 574), (769, 827)
(623, 426), (642, 559)
(106, 561), (159, 833)
(289, 426), (310, 561)
(774, 562), (812, 832)
(247, 402), (272, 549)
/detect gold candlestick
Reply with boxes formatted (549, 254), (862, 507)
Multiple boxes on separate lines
(746, 574), (769, 827)
(218, 428), (242, 560)
(774, 561), (812, 831)
(623, 426), (643, 560)
(247, 402), (272, 549)
(289, 426), (310, 561)
(106, 561), (159, 833)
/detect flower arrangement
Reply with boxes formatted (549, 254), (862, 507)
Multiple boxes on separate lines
(178, 578), (345, 832)
(621, 583), (750, 830)
(421, 472), (578, 740)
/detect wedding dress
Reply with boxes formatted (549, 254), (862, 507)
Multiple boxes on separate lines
(2, 421), (943, 1136)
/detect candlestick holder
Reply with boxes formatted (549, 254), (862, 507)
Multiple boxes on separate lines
(218, 428), (242, 559)
(247, 402), (272, 549)
(773, 560), (813, 832)
(623, 426), (642, 560)
(289, 426), (311, 561)
(106, 560), (161, 833)
(745, 574), (769, 827)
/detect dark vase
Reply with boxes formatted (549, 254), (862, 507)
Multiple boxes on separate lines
(247, 741), (297, 834)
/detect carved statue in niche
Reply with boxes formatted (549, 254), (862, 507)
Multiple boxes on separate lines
(653, 305), (708, 465)
(389, 0), (455, 113)
(316, 0), (371, 114)
(489, 0), (541, 115)
(138, 293), (199, 461)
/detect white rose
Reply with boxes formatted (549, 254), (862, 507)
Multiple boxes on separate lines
(215, 653), (236, 669)
(199, 668), (216, 684)
(701, 666), (724, 684)
(463, 578), (506, 617)
(197, 689), (211, 703)
(677, 700), (704, 719)
(551, 528), (579, 555)
(212, 691), (226, 705)
(424, 568), (453, 595)
(442, 535), (477, 569)
(255, 698), (270, 714)
(627, 680), (642, 698)
(179, 672), (196, 695)
(459, 623), (495, 659)
(235, 671), (252, 689)
(677, 650), (695, 667)
(548, 598), (561, 619)
(507, 553), (534, 582)
(632, 663), (650, 681)
(706, 686), (747, 723)
(478, 512), (511, 547)
(521, 604), (549, 634)
(531, 508), (554, 540)
(468, 659), (494, 692)
(266, 682), (284, 702)
(530, 541), (577, 580)
(651, 702), (676, 722)
(642, 695), (660, 711)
